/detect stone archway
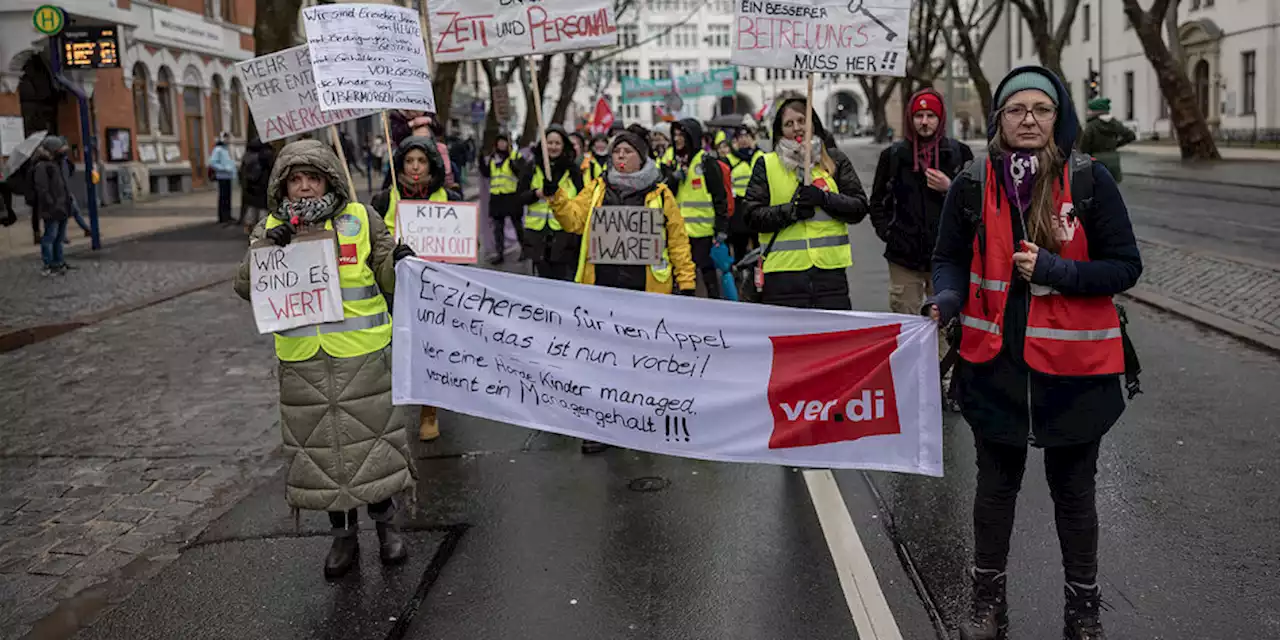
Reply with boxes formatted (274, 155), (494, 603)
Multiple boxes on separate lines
(825, 90), (861, 137)
(16, 50), (60, 136)
(1179, 18), (1223, 127)
(717, 93), (757, 116)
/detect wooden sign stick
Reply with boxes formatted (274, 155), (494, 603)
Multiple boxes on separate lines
(802, 73), (814, 186)
(329, 125), (359, 200)
(528, 57), (553, 180)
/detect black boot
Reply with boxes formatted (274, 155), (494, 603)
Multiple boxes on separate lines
(580, 440), (610, 455)
(375, 521), (408, 565)
(959, 568), (1008, 640)
(323, 526), (359, 580)
(1063, 582), (1107, 640)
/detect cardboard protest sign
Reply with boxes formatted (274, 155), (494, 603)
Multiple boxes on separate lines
(235, 46), (375, 142)
(430, 0), (619, 62)
(392, 260), (943, 476)
(397, 201), (479, 263)
(587, 207), (666, 266)
(249, 232), (344, 334)
(732, 0), (912, 77)
(621, 68), (737, 104)
(302, 4), (436, 111)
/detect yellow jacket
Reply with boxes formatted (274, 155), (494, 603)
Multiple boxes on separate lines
(550, 178), (696, 294)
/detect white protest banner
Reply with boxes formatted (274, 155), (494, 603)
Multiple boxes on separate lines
(588, 206), (666, 266)
(235, 46), (375, 142)
(392, 260), (943, 476)
(430, 0), (619, 62)
(249, 232), (344, 334)
(397, 201), (479, 263)
(303, 4), (436, 112)
(731, 0), (912, 77)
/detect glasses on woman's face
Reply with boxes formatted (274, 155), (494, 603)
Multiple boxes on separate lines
(1002, 104), (1058, 123)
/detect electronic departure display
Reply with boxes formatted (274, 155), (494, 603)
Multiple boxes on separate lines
(62, 27), (120, 70)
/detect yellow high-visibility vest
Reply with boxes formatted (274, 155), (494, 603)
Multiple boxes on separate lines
(384, 185), (449, 236)
(729, 149), (764, 197)
(265, 203), (391, 362)
(758, 153), (852, 273)
(489, 153), (518, 195)
(676, 150), (714, 239)
(527, 167), (579, 232)
(573, 181), (672, 284)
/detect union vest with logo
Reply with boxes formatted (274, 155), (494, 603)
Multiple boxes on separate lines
(265, 203), (391, 362)
(958, 151), (1124, 377)
(383, 185), (449, 236)
(527, 166), (579, 232)
(676, 150), (715, 238)
(759, 153), (852, 274)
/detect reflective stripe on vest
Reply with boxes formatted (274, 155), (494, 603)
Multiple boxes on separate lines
(266, 203), (391, 362)
(490, 155), (518, 195)
(573, 182), (673, 286)
(384, 186), (448, 235)
(526, 167), (577, 232)
(957, 156), (1124, 376)
(757, 153), (851, 274)
(729, 150), (762, 197)
(676, 151), (715, 239)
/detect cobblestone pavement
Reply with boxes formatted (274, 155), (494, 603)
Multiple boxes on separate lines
(0, 287), (282, 639)
(1133, 240), (1280, 338)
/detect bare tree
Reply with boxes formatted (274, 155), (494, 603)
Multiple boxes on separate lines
(859, 75), (902, 142)
(902, 0), (952, 102)
(480, 59), (523, 154)
(1121, 0), (1220, 159)
(1009, 0), (1082, 81)
(432, 62), (461, 130)
(948, 0), (1006, 120)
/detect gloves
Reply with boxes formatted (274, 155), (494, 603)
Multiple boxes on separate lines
(677, 288), (696, 296)
(794, 205), (817, 221)
(794, 184), (828, 208)
(393, 243), (415, 263)
(542, 176), (561, 199)
(266, 222), (294, 247)
(714, 232), (729, 245)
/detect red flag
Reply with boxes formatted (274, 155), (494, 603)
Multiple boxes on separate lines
(588, 98), (614, 135)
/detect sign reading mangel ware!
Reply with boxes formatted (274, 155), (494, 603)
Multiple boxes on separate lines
(588, 206), (666, 266)
(731, 0), (912, 77)
(249, 232), (344, 334)
(235, 46), (375, 142)
(302, 4), (436, 111)
(431, 0), (619, 62)
(391, 260), (943, 476)
(397, 201), (479, 263)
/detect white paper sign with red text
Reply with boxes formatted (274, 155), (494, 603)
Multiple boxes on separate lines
(249, 232), (344, 334)
(732, 0), (912, 77)
(392, 260), (943, 476)
(430, 0), (620, 62)
(397, 201), (479, 263)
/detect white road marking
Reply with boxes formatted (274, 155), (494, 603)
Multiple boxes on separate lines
(804, 469), (904, 640)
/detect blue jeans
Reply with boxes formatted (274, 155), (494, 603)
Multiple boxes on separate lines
(68, 197), (90, 235)
(41, 219), (68, 267)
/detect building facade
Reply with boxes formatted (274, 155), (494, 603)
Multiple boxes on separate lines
(983, 0), (1279, 141)
(0, 0), (255, 203)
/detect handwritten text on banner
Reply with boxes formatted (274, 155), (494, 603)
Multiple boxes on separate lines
(249, 232), (344, 334)
(430, 0), (620, 62)
(303, 4), (436, 111)
(235, 46), (374, 142)
(396, 201), (479, 264)
(731, 0), (912, 77)
(391, 261), (943, 475)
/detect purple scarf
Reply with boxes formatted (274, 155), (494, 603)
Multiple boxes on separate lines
(1001, 151), (1038, 211)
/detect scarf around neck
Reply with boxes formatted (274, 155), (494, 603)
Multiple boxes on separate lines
(1001, 151), (1038, 211)
(276, 191), (341, 225)
(776, 137), (824, 173)
(606, 159), (660, 196)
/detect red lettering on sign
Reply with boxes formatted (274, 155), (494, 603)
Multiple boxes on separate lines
(526, 6), (616, 51)
(436, 11), (494, 55)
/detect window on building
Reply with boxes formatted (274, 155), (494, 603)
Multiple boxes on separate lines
(1083, 4), (1090, 41)
(210, 75), (224, 137)
(707, 24), (730, 48)
(650, 24), (672, 47)
(132, 64), (151, 135)
(230, 79), (244, 136)
(221, 0), (234, 21)
(204, 0), (216, 18)
(617, 60), (640, 79)
(1190, 0), (1200, 9)
(1242, 50), (1256, 115)
(620, 24), (639, 47)
(1124, 71), (1134, 120)
(157, 67), (176, 136)
(651, 65), (669, 80)
(1204, 0), (1214, 6)
(675, 25), (697, 48)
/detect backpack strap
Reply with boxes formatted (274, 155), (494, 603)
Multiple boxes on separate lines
(1067, 150), (1094, 217)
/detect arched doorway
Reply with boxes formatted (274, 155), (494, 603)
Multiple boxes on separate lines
(717, 93), (756, 116)
(1193, 59), (1210, 118)
(182, 66), (205, 183)
(826, 90), (861, 137)
(17, 51), (60, 136)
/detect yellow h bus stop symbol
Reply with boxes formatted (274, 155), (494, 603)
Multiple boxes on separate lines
(33, 5), (65, 36)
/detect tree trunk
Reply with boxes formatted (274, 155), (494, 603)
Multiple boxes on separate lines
(480, 61), (502, 156)
(519, 57), (555, 147)
(949, 0), (999, 123)
(253, 0), (305, 56)
(550, 53), (591, 130)
(430, 62), (460, 132)
(1123, 0), (1220, 159)
(861, 77), (899, 142)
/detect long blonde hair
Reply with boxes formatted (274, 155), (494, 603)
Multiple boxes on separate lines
(988, 132), (1065, 253)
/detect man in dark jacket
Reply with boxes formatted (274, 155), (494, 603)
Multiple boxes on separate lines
(1079, 97), (1136, 182)
(665, 118), (730, 298)
(237, 138), (274, 234)
(30, 137), (72, 275)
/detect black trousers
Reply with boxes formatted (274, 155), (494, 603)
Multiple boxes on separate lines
(328, 498), (394, 529)
(216, 179), (233, 223)
(688, 236), (721, 299)
(489, 207), (525, 256)
(973, 437), (1101, 584)
(534, 260), (575, 281)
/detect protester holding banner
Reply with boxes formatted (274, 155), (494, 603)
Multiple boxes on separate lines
(727, 125), (765, 262)
(233, 139), (417, 580)
(740, 99), (868, 310)
(517, 125), (584, 281)
(664, 119), (730, 298)
(479, 133), (526, 264)
(930, 66), (1142, 640)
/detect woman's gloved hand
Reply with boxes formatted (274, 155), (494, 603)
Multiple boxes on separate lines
(794, 184), (828, 208)
(393, 244), (416, 263)
(266, 221), (294, 247)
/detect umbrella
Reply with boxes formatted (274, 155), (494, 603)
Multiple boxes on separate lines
(4, 130), (48, 177)
(707, 114), (745, 129)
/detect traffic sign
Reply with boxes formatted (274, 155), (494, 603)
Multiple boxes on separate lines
(33, 5), (65, 36)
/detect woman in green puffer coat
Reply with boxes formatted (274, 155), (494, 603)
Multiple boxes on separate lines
(233, 139), (417, 580)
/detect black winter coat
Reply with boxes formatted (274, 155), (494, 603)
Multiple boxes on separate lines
(30, 157), (70, 222)
(515, 139), (584, 265)
(868, 138), (973, 272)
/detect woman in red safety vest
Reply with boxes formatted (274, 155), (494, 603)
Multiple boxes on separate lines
(930, 66), (1143, 640)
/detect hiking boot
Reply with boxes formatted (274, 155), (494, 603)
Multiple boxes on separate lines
(419, 406), (440, 441)
(959, 568), (1008, 640)
(1063, 582), (1107, 640)
(580, 440), (610, 455)
(375, 521), (408, 565)
(323, 526), (359, 580)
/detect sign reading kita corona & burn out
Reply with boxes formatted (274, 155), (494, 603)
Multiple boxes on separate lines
(235, 46), (375, 142)
(396, 201), (479, 264)
(430, 0), (619, 62)
(732, 0), (912, 77)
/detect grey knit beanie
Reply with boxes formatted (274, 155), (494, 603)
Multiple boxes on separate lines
(996, 71), (1060, 108)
